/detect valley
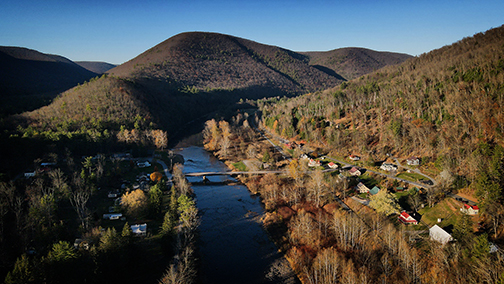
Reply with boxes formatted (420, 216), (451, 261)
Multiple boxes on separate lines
(1, 25), (504, 284)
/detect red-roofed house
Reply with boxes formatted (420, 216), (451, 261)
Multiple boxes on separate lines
(398, 211), (418, 225)
(308, 159), (322, 167)
(349, 155), (361, 161)
(460, 204), (479, 215)
(328, 162), (338, 169)
(349, 167), (362, 176)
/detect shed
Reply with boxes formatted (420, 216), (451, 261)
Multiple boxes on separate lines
(430, 225), (453, 245)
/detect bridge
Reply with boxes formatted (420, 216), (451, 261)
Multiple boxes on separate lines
(184, 170), (285, 177)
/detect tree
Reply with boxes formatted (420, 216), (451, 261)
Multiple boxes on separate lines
(70, 188), (90, 230)
(368, 189), (401, 215)
(149, 182), (163, 216)
(4, 254), (37, 284)
(308, 169), (326, 207)
(151, 129), (168, 150)
(121, 190), (148, 218)
(99, 227), (120, 252)
(121, 222), (133, 244)
(46, 241), (78, 262)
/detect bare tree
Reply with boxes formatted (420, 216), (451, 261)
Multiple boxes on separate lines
(70, 188), (90, 230)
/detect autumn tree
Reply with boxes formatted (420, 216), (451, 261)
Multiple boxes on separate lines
(121, 189), (148, 218)
(203, 119), (220, 151)
(368, 189), (401, 215)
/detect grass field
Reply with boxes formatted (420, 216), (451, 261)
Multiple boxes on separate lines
(396, 171), (427, 182)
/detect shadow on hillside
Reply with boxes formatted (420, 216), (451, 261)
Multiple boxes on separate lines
(312, 65), (346, 81)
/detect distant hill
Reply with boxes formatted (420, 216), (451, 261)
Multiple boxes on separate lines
(108, 32), (346, 95)
(0, 46), (98, 115)
(76, 61), (117, 74)
(301, 48), (413, 80)
(0, 46), (98, 96)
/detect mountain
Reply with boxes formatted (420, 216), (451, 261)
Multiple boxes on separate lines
(259, 25), (504, 180)
(301, 47), (413, 80)
(0, 46), (98, 96)
(108, 32), (346, 95)
(15, 32), (413, 143)
(76, 61), (117, 74)
(0, 46), (99, 115)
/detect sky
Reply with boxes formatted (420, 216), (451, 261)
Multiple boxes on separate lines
(1, 0), (503, 64)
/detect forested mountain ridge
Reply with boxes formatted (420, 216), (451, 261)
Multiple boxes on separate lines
(301, 47), (413, 80)
(76, 61), (117, 74)
(260, 24), (504, 183)
(0, 46), (98, 96)
(108, 31), (346, 94)
(0, 46), (99, 116)
(15, 32), (411, 144)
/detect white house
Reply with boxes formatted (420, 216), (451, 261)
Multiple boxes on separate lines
(356, 182), (370, 194)
(406, 157), (420, 166)
(380, 163), (397, 171)
(131, 223), (147, 236)
(430, 225), (453, 245)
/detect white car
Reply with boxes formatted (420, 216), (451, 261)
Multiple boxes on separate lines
(137, 161), (151, 168)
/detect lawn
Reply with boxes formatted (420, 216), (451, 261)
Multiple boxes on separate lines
(232, 161), (247, 171)
(396, 171), (427, 182)
(418, 198), (463, 228)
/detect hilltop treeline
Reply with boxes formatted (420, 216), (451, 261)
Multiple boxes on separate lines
(260, 25), (504, 182)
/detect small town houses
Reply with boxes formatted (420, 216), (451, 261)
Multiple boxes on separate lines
(349, 167), (362, 176)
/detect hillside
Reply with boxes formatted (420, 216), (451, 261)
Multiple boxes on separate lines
(0, 46), (98, 115)
(301, 47), (413, 80)
(108, 32), (346, 94)
(76, 61), (117, 74)
(260, 24), (504, 182)
(11, 32), (414, 149)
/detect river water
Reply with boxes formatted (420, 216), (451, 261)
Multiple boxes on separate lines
(176, 146), (298, 284)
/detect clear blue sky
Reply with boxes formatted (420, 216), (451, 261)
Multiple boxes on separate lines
(1, 0), (503, 64)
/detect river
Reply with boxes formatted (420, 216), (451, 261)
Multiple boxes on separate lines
(176, 146), (299, 284)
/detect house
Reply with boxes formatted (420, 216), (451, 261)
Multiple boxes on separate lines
(407, 157), (420, 166)
(328, 162), (338, 169)
(380, 162), (397, 171)
(349, 167), (362, 176)
(430, 225), (453, 245)
(131, 223), (147, 236)
(460, 204), (479, 215)
(369, 186), (380, 195)
(398, 211), (418, 225)
(308, 159), (321, 167)
(349, 155), (361, 161)
(356, 182), (370, 194)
